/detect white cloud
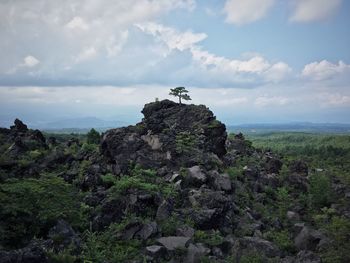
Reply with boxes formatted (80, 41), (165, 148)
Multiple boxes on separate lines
(137, 23), (207, 52)
(106, 31), (129, 57)
(264, 62), (292, 82)
(65, 16), (89, 31)
(0, 0), (195, 75)
(290, 0), (342, 22)
(223, 0), (275, 25)
(254, 96), (290, 107)
(318, 93), (350, 107)
(75, 47), (97, 63)
(23, 55), (40, 67)
(139, 22), (292, 85)
(302, 60), (350, 80)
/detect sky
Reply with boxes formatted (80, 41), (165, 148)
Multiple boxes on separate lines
(0, 0), (350, 127)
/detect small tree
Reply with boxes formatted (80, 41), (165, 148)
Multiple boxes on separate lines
(169, 87), (191, 105)
(87, 128), (100, 144)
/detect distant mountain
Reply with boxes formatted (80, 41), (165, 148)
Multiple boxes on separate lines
(227, 122), (350, 134)
(34, 117), (129, 129)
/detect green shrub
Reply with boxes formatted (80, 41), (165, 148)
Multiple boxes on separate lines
(175, 131), (197, 153)
(101, 173), (117, 187)
(47, 249), (77, 263)
(309, 173), (332, 209)
(86, 128), (100, 144)
(159, 215), (179, 236)
(28, 149), (43, 160)
(81, 142), (99, 153)
(240, 252), (264, 263)
(130, 164), (157, 178)
(0, 176), (85, 248)
(226, 166), (242, 180)
(81, 228), (142, 262)
(321, 216), (350, 263)
(276, 187), (289, 220)
(109, 176), (158, 196)
(266, 230), (294, 252)
(194, 230), (224, 246)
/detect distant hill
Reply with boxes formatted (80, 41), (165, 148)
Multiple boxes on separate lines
(227, 122), (350, 134)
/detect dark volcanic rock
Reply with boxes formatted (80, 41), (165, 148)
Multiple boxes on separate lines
(289, 160), (308, 176)
(48, 220), (80, 252)
(156, 236), (191, 251)
(0, 241), (48, 263)
(10, 119), (28, 133)
(101, 100), (227, 173)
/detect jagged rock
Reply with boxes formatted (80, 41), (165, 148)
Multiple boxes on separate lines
(48, 220), (80, 252)
(209, 171), (232, 192)
(80, 173), (102, 191)
(8, 137), (27, 155)
(294, 225), (324, 251)
(295, 250), (321, 263)
(136, 222), (158, 240)
(47, 136), (57, 146)
(184, 243), (210, 263)
(156, 236), (191, 251)
(225, 133), (253, 156)
(127, 193), (159, 218)
(287, 211), (300, 221)
(118, 222), (143, 240)
(287, 174), (309, 192)
(259, 172), (280, 188)
(146, 245), (167, 259)
(243, 165), (260, 180)
(239, 237), (281, 258)
(0, 241), (48, 263)
(92, 197), (126, 230)
(10, 119), (28, 133)
(289, 160), (308, 176)
(184, 166), (207, 187)
(156, 200), (173, 221)
(188, 188), (233, 230)
(265, 156), (283, 174)
(236, 215), (263, 237)
(176, 226), (195, 238)
(101, 100), (227, 173)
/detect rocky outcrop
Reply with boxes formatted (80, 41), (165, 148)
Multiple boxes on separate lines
(101, 100), (227, 173)
(1, 102), (349, 263)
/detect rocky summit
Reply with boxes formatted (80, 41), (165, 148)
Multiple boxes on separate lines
(101, 99), (227, 173)
(0, 100), (349, 263)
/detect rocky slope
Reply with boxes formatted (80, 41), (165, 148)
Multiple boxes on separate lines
(0, 100), (349, 263)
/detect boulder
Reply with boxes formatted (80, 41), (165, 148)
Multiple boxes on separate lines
(184, 243), (210, 263)
(239, 237), (281, 258)
(176, 226), (195, 238)
(209, 171), (232, 192)
(265, 156), (283, 174)
(136, 222), (158, 240)
(145, 245), (167, 259)
(188, 188), (233, 230)
(0, 241), (48, 263)
(294, 226), (324, 251)
(295, 250), (321, 263)
(184, 166), (207, 187)
(156, 200), (173, 221)
(48, 220), (80, 251)
(156, 236), (191, 251)
(289, 160), (308, 176)
(287, 211), (300, 221)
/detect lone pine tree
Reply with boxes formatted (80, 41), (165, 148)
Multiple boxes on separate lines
(169, 87), (191, 105)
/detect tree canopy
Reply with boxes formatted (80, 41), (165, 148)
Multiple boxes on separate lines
(169, 87), (191, 105)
